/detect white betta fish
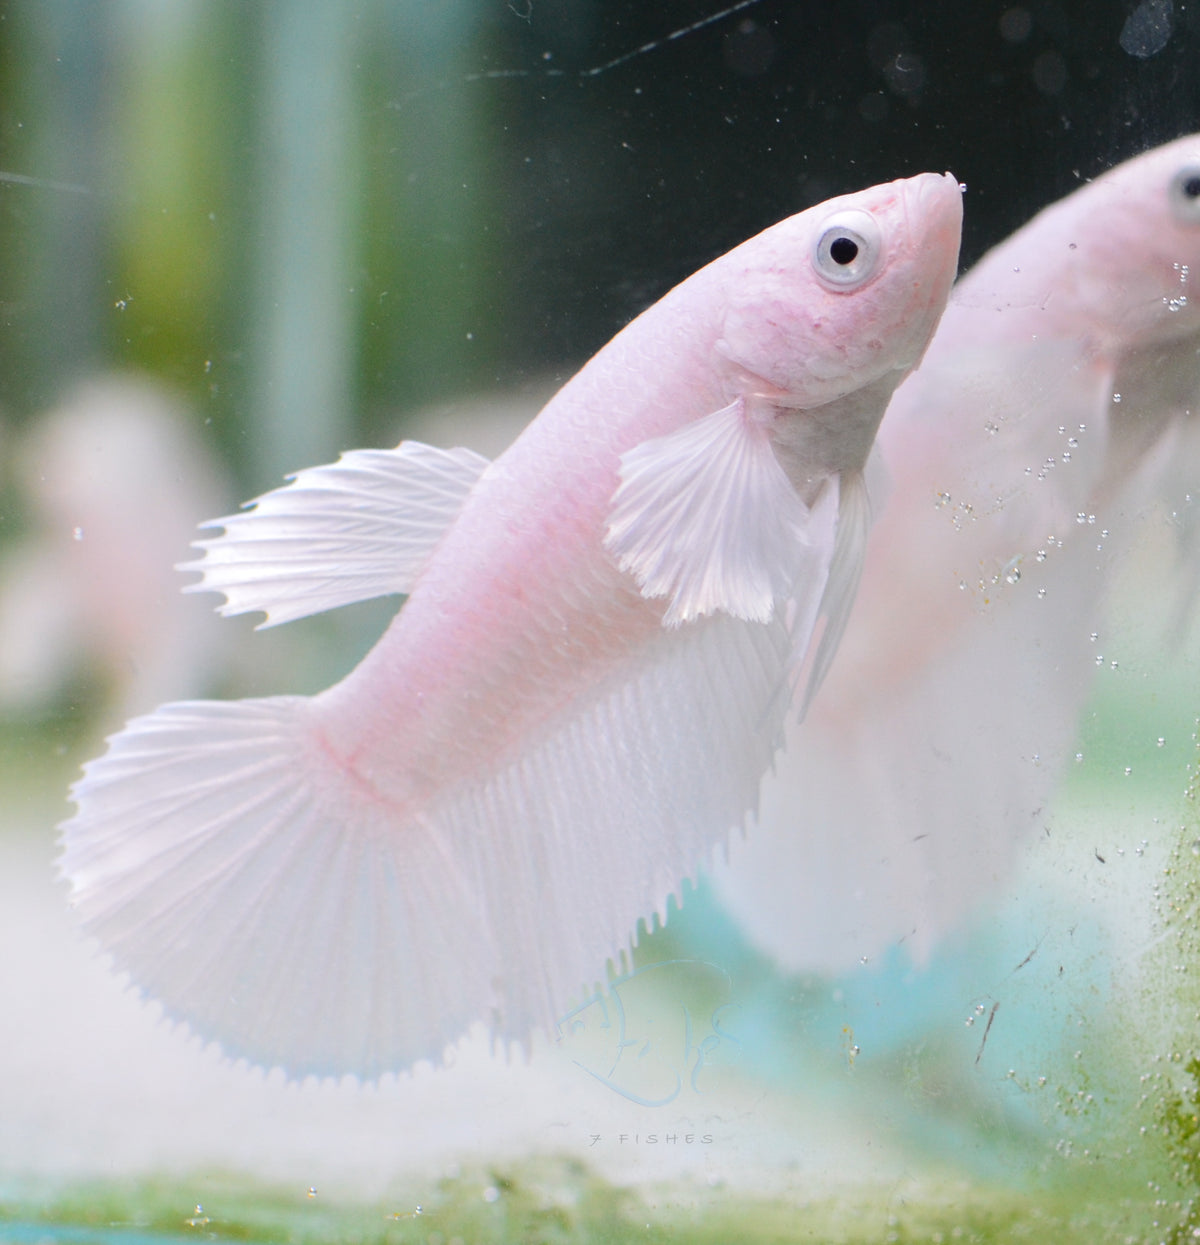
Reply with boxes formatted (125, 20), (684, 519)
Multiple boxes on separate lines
(59, 173), (963, 1080)
(713, 135), (1200, 974)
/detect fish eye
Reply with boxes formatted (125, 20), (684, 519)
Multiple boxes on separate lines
(1168, 165), (1200, 224)
(811, 209), (885, 291)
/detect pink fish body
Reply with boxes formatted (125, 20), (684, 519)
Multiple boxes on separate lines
(60, 173), (962, 1079)
(714, 136), (1200, 973)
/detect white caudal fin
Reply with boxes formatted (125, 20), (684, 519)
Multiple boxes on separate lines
(604, 399), (820, 627)
(59, 607), (804, 1080)
(180, 442), (490, 627)
(58, 696), (495, 1079)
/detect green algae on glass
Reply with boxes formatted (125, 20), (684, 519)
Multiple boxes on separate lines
(1143, 756), (1200, 1245)
(0, 1158), (1185, 1245)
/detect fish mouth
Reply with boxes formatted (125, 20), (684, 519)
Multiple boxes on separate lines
(903, 170), (965, 262)
(890, 172), (964, 372)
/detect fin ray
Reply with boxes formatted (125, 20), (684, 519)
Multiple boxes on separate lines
(181, 442), (490, 627)
(605, 400), (814, 626)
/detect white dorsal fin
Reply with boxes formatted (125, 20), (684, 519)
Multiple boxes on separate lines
(604, 399), (815, 627)
(180, 441), (490, 628)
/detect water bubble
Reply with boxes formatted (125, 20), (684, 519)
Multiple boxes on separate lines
(1112, 392), (1122, 403)
(1032, 48), (1068, 94)
(1005, 567), (1021, 584)
(1158, 737), (1166, 748)
(483, 1186), (501, 1203)
(1036, 587), (1046, 598)
(999, 7), (1032, 42)
(1067, 436), (1079, 447)
(307, 1187), (318, 1199)
(1075, 752), (1084, 763)
(984, 420), (999, 435)
(72, 526), (83, 541)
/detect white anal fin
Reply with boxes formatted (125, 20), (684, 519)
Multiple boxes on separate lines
(440, 608), (799, 1045)
(604, 399), (813, 626)
(180, 441), (490, 627)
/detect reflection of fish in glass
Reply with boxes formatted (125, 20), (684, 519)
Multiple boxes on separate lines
(59, 173), (963, 1080)
(714, 135), (1200, 975)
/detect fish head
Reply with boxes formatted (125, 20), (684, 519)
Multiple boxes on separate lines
(714, 171), (963, 409)
(1045, 133), (1200, 354)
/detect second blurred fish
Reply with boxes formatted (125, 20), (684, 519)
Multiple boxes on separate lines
(713, 134), (1200, 973)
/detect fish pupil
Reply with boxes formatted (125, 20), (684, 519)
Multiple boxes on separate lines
(830, 236), (859, 265)
(1184, 176), (1200, 199)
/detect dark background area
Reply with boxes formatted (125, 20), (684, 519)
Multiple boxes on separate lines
(0, 1), (1197, 483)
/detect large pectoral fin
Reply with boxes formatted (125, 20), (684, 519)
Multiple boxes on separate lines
(180, 441), (490, 627)
(604, 399), (819, 627)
